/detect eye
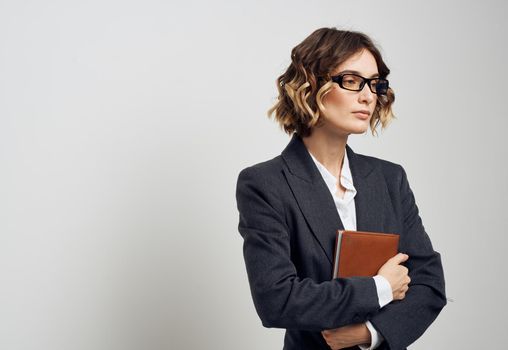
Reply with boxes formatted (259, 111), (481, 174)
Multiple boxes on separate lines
(342, 75), (361, 87)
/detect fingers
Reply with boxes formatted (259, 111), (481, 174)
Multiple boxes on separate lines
(321, 330), (334, 348)
(400, 265), (409, 276)
(394, 275), (411, 300)
(321, 329), (345, 350)
(395, 291), (406, 300)
(379, 253), (411, 301)
(394, 286), (408, 300)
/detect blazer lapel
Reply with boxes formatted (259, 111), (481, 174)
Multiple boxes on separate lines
(281, 134), (387, 265)
(346, 142), (388, 234)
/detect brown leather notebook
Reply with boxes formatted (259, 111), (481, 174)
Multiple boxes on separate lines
(332, 230), (399, 278)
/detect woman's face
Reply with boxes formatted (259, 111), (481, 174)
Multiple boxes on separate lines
(319, 49), (379, 136)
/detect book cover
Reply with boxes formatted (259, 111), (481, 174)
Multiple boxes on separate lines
(332, 230), (399, 278)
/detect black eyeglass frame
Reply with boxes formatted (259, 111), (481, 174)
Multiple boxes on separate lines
(330, 73), (389, 95)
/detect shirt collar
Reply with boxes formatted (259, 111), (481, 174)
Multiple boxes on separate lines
(307, 147), (357, 198)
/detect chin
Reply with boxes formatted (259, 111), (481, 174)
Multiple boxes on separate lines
(325, 120), (370, 136)
(349, 129), (369, 135)
(348, 122), (370, 134)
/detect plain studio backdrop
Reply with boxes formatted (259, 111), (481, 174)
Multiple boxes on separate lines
(1, 1), (507, 349)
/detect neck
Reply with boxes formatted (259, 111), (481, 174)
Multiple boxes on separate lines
(301, 128), (348, 179)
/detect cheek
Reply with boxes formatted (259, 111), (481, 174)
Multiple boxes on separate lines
(323, 87), (351, 108)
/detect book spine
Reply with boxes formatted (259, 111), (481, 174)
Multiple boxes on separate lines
(332, 231), (343, 279)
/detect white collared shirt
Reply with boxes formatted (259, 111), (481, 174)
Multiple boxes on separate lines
(308, 148), (393, 350)
(309, 146), (358, 231)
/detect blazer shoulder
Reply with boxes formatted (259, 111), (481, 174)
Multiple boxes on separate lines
(235, 155), (287, 217)
(235, 155), (288, 208)
(237, 155), (285, 181)
(354, 151), (406, 184)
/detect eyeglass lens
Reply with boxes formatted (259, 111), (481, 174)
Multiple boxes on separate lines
(341, 74), (388, 94)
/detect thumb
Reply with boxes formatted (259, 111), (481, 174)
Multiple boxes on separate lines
(389, 252), (409, 265)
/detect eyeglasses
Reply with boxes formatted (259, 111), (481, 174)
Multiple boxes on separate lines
(330, 73), (389, 95)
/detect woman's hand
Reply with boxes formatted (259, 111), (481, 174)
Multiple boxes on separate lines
(321, 323), (371, 350)
(378, 252), (411, 300)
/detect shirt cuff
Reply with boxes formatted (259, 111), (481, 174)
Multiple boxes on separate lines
(358, 321), (384, 350)
(373, 274), (393, 308)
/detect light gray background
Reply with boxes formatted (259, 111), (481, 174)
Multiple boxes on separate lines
(1, 1), (507, 349)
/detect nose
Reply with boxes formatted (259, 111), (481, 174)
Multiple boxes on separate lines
(358, 83), (375, 104)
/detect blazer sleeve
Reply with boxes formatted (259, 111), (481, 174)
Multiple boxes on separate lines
(235, 166), (380, 331)
(369, 165), (447, 349)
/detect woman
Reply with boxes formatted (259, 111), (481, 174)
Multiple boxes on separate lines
(235, 27), (446, 350)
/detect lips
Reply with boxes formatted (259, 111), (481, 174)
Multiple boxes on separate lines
(352, 110), (370, 119)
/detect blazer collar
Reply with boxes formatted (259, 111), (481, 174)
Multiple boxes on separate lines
(281, 133), (375, 183)
(281, 133), (384, 265)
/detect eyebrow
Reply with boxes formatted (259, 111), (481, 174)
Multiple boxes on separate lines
(337, 70), (380, 78)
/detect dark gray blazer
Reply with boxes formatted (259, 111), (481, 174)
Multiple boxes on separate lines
(235, 134), (446, 350)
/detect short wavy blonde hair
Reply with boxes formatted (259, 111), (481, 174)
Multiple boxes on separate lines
(268, 27), (395, 137)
